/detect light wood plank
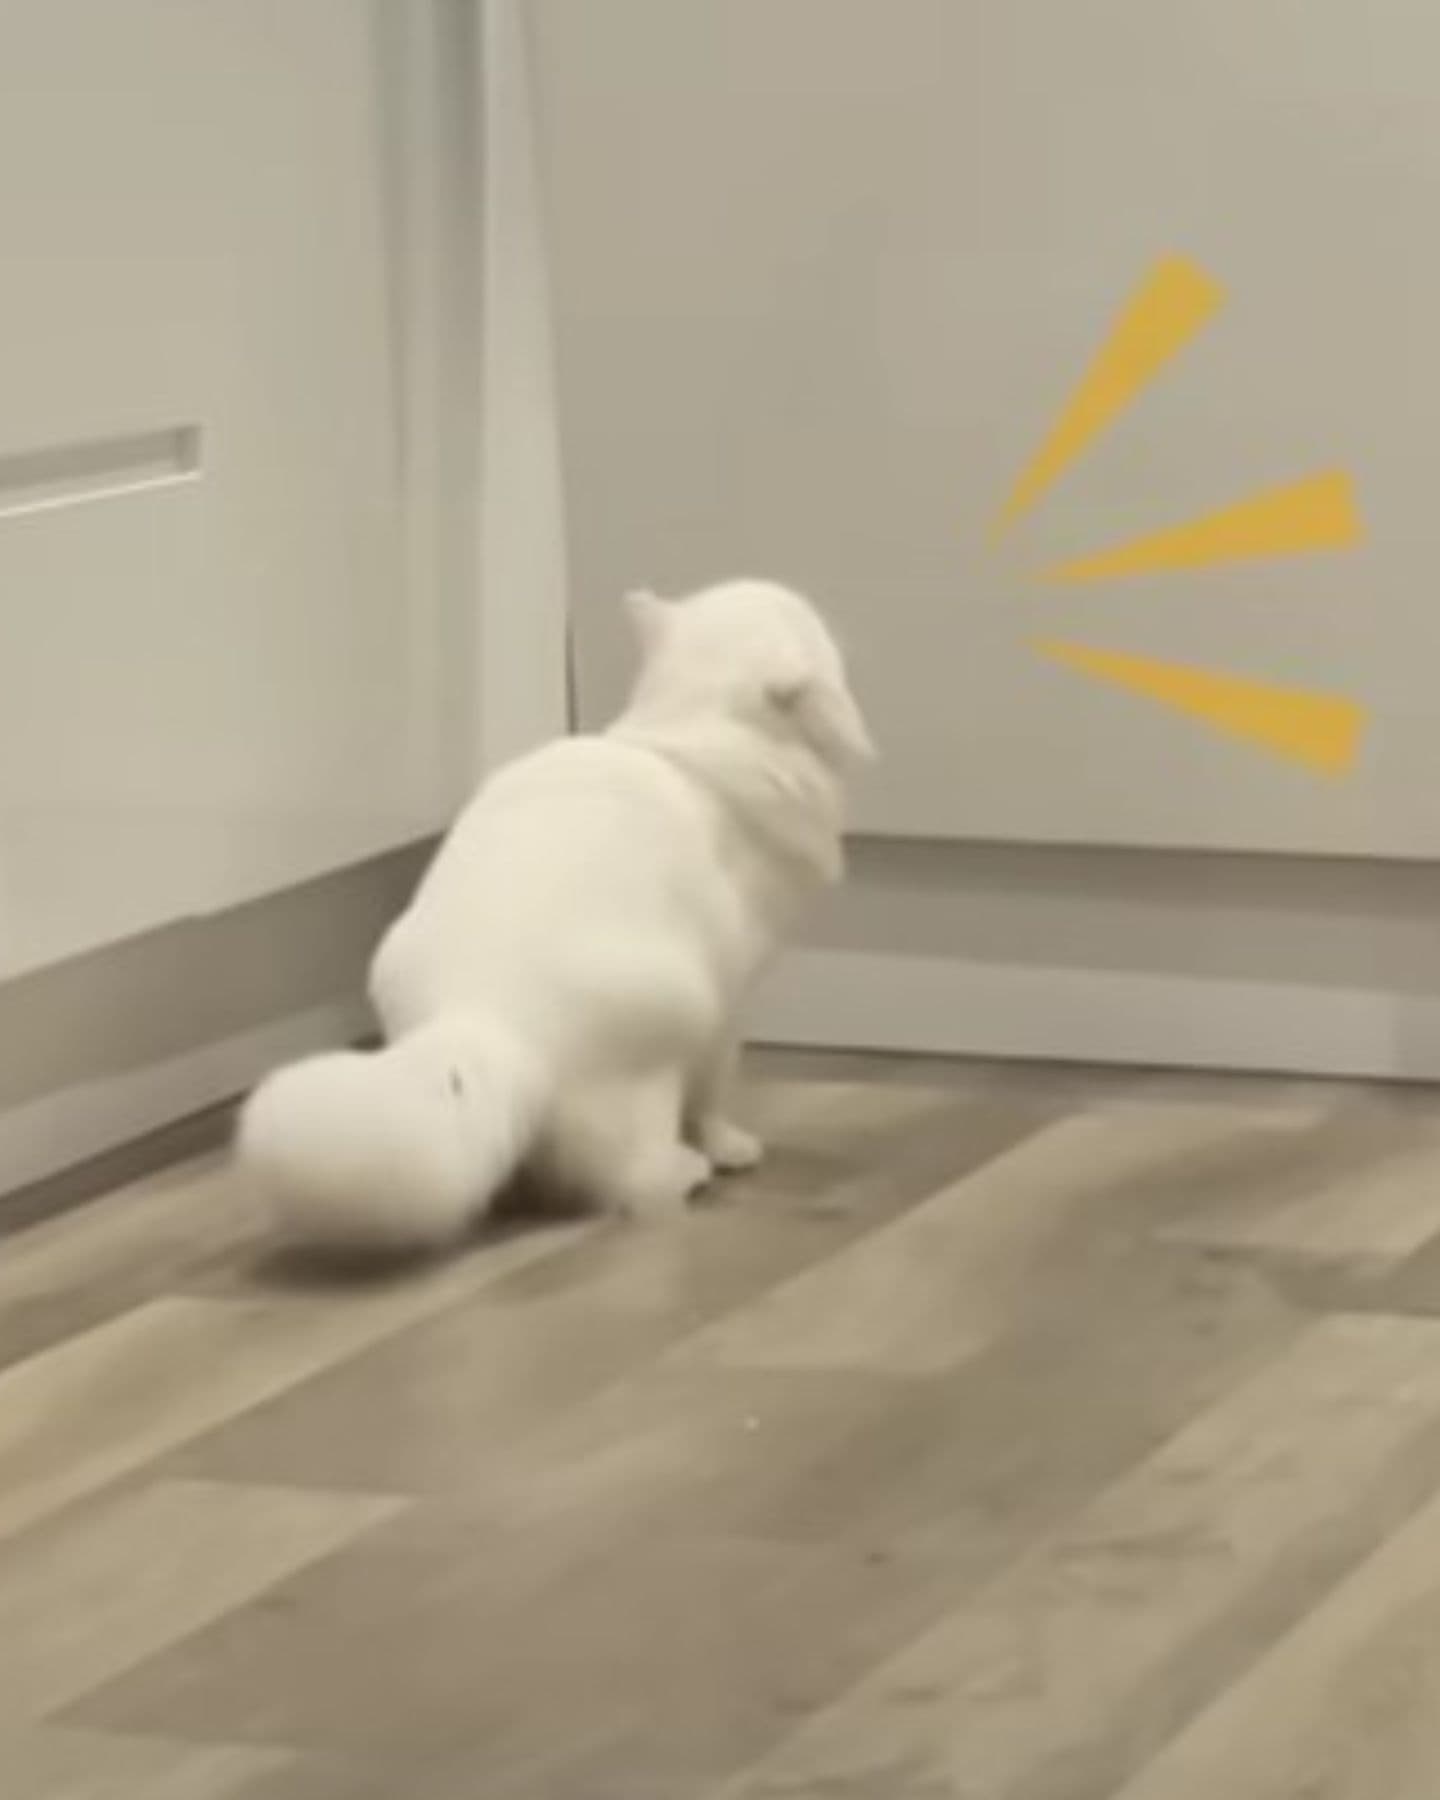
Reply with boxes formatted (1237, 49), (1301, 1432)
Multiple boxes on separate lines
(689, 1108), (1265, 1374)
(1113, 1480), (1440, 1799)
(1, 1725), (282, 1800)
(69, 1518), (948, 1788)
(711, 1316), (1440, 1798)
(0, 1478), (401, 1723)
(0, 1156), (252, 1369)
(165, 1094), (1049, 1497)
(1170, 1132), (1440, 1267)
(0, 1221), (588, 1542)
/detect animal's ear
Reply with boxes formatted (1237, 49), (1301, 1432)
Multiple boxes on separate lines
(623, 587), (671, 655)
(769, 672), (877, 765)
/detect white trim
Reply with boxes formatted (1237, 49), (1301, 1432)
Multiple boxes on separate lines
(753, 949), (1433, 1082)
(0, 999), (369, 1196)
(383, 0), (456, 816)
(474, 0), (571, 769)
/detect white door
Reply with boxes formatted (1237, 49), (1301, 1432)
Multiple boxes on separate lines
(0, 0), (461, 976)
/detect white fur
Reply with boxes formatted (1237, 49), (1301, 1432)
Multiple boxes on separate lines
(238, 578), (872, 1251)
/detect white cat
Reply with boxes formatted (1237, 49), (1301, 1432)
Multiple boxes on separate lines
(238, 578), (873, 1251)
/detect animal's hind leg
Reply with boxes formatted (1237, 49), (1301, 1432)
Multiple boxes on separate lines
(684, 1030), (763, 1173)
(545, 1068), (711, 1222)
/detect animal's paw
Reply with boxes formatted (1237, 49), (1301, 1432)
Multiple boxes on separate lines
(699, 1119), (764, 1174)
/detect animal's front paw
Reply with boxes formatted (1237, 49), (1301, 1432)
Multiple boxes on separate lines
(699, 1119), (764, 1174)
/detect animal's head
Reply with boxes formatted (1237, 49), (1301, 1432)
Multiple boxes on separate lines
(623, 578), (875, 768)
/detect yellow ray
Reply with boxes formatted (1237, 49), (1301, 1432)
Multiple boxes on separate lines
(993, 257), (1225, 538)
(1040, 471), (1363, 584)
(1038, 640), (1364, 774)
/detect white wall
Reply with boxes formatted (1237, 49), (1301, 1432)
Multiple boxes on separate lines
(527, 0), (1440, 1081)
(0, 0), (572, 1194)
(538, 0), (1440, 859)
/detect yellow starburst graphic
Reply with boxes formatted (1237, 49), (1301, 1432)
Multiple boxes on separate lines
(994, 255), (1367, 775)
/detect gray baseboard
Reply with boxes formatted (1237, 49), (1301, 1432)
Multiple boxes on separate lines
(0, 844), (431, 1205)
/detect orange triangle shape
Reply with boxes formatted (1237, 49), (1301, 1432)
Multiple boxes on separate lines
(1038, 641), (1364, 774)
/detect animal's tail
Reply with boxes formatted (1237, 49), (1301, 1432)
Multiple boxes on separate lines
(237, 1015), (547, 1253)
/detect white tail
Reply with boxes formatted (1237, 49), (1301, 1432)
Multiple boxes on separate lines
(237, 1016), (546, 1252)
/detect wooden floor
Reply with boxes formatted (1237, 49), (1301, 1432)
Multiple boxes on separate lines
(7, 1054), (1440, 1798)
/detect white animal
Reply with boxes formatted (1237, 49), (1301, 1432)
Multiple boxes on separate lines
(238, 578), (873, 1252)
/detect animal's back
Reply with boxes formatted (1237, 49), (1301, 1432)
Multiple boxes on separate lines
(370, 734), (732, 1055)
